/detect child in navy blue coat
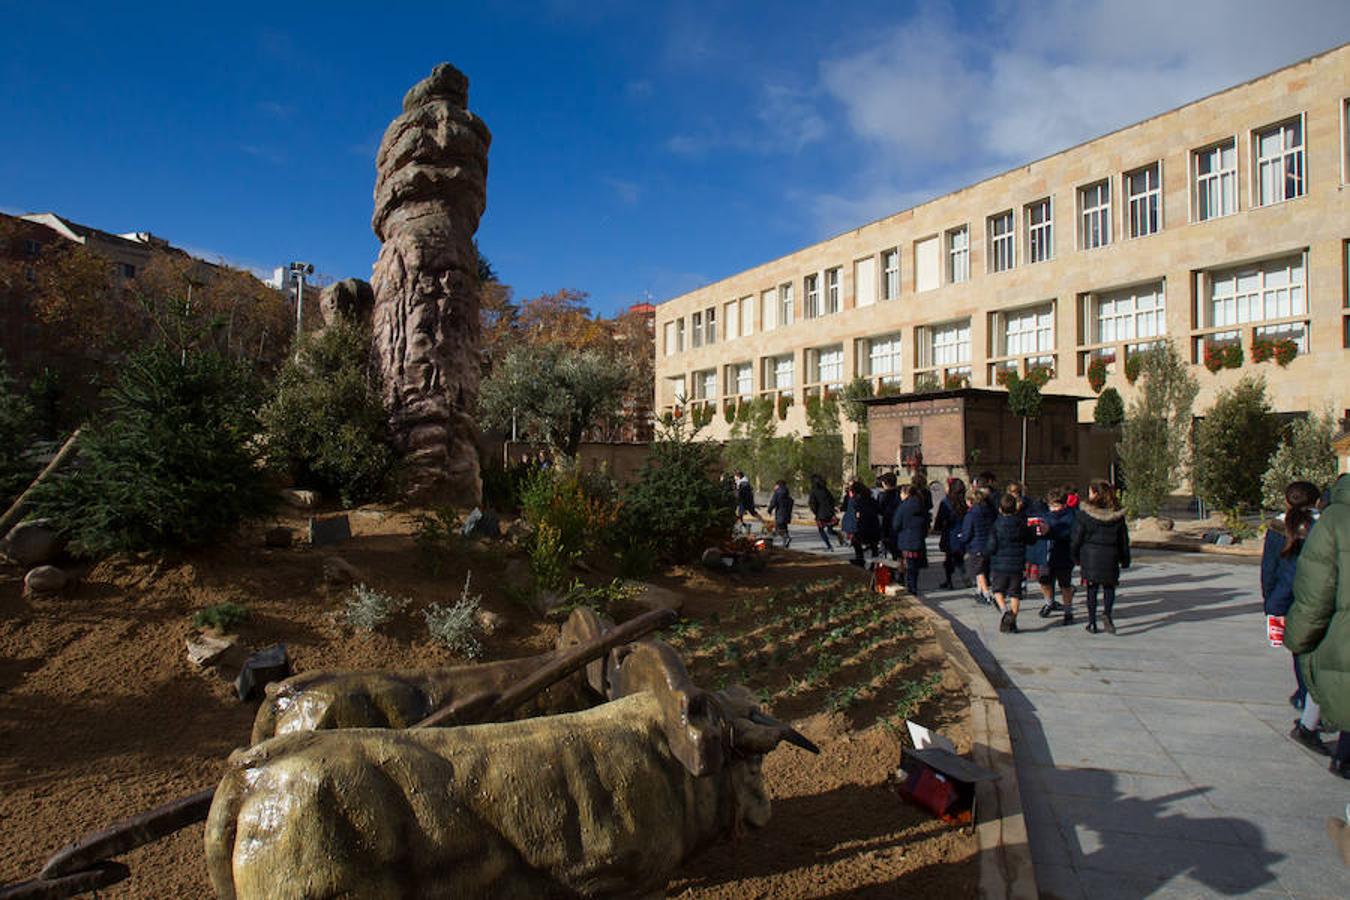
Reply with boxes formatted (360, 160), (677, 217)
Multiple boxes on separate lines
(1262, 480), (1323, 753)
(985, 493), (1042, 633)
(1036, 488), (1078, 625)
(767, 480), (795, 549)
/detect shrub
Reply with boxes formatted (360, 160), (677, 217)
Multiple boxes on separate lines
(1262, 410), (1338, 510)
(1117, 340), (1198, 518)
(1094, 388), (1125, 427)
(29, 346), (274, 556)
(548, 577), (641, 620)
(0, 355), (36, 505)
(192, 601), (249, 632)
(1192, 375), (1279, 512)
(345, 583), (410, 631)
(615, 416), (734, 564)
(520, 462), (618, 567)
(260, 320), (394, 506)
(531, 520), (580, 591)
(423, 573), (483, 658)
(913, 374), (940, 393)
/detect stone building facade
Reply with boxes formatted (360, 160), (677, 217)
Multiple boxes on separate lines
(653, 43), (1350, 457)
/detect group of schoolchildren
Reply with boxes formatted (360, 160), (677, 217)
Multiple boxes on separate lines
(747, 469), (1132, 637)
(937, 474), (1131, 635)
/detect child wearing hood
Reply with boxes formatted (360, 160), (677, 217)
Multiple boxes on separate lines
(1070, 480), (1131, 634)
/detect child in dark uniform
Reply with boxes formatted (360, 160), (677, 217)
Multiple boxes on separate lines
(986, 493), (1043, 633)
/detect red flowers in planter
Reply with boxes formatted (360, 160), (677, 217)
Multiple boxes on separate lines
(1087, 355), (1112, 393)
(1203, 342), (1243, 373)
(1252, 335), (1298, 367)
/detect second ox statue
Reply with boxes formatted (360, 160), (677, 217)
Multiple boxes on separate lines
(205, 637), (816, 898)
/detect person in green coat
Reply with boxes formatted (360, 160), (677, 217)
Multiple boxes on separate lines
(1287, 472), (1350, 778)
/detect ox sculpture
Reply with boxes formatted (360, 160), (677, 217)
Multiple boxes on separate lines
(205, 637), (816, 899)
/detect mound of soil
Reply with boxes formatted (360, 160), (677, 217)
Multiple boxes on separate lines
(0, 512), (977, 897)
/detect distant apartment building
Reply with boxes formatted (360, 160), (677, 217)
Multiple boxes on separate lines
(653, 43), (1350, 461)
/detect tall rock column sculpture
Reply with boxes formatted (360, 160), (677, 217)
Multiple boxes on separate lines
(370, 63), (490, 505)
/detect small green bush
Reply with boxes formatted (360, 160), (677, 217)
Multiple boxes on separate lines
(30, 346), (275, 556)
(520, 462), (618, 567)
(423, 573), (483, 658)
(260, 320), (395, 506)
(531, 521), (580, 591)
(345, 583), (410, 631)
(1094, 388), (1124, 427)
(1193, 375), (1279, 512)
(0, 355), (36, 505)
(193, 601), (249, 632)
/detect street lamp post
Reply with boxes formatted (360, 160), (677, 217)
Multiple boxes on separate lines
(289, 261), (314, 338)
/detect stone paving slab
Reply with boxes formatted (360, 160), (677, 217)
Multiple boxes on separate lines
(782, 525), (1350, 898)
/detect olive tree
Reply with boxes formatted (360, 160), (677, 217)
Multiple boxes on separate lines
(1116, 341), (1199, 517)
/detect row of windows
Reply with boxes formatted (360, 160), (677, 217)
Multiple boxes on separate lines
(662, 101), (1342, 357)
(668, 251), (1318, 402)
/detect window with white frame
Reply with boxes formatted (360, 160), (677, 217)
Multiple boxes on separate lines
(947, 226), (969, 283)
(1079, 180), (1111, 249)
(705, 307), (717, 344)
(1255, 117), (1305, 205)
(676, 318), (685, 352)
(765, 354), (794, 391)
(761, 289), (776, 331)
(1026, 198), (1052, 263)
(1207, 254), (1306, 328)
(1342, 98), (1349, 185)
(663, 321), (676, 356)
(804, 273), (820, 318)
(723, 300), (739, 341)
(779, 282), (794, 326)
(1126, 163), (1161, 238)
(882, 249), (900, 299)
(923, 319), (972, 368)
(1093, 281), (1166, 344)
(692, 369), (716, 400)
(825, 267), (840, 314)
(864, 333), (903, 381)
(728, 362), (752, 396)
(739, 296), (753, 337)
(1193, 139), (1237, 221)
(854, 256), (876, 308)
(998, 303), (1055, 357)
(691, 311), (703, 348)
(812, 345), (843, 385)
(988, 212), (1014, 272)
(915, 235), (941, 292)
(667, 375), (686, 405)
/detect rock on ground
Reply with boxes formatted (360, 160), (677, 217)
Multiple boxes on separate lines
(24, 565), (68, 594)
(2, 520), (65, 568)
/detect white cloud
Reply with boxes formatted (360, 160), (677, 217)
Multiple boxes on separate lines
(665, 82), (826, 158)
(601, 176), (642, 205)
(809, 0), (1350, 233)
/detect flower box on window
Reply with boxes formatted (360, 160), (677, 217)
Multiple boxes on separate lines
(1087, 355), (1113, 393)
(1203, 341), (1243, 373)
(776, 394), (792, 420)
(1252, 335), (1298, 367)
(943, 373), (970, 390)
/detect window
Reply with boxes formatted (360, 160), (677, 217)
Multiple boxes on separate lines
(812, 346), (843, 385)
(999, 303), (1055, 357)
(676, 318), (685, 352)
(825, 267), (840, 314)
(1079, 181), (1111, 249)
(988, 212), (1014, 272)
(864, 333), (903, 381)
(666, 376), (686, 405)
(901, 426), (922, 464)
(1193, 139), (1237, 221)
(1256, 117), (1305, 205)
(694, 369), (717, 400)
(705, 307), (717, 344)
(915, 235), (941, 292)
(691, 311), (703, 348)
(1207, 254), (1306, 327)
(728, 362), (753, 396)
(1343, 98), (1350, 185)
(854, 256), (876, 308)
(1093, 281), (1166, 343)
(765, 354), (794, 391)
(882, 249), (900, 300)
(778, 283), (794, 327)
(923, 319), (972, 368)
(1125, 163), (1161, 238)
(1026, 198), (1052, 263)
(761, 289), (776, 331)
(723, 301), (739, 341)
(22, 239), (41, 258)
(947, 227), (969, 283)
(739, 296), (754, 337)
(804, 273), (820, 318)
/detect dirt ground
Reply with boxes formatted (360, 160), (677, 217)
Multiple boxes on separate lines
(0, 508), (977, 898)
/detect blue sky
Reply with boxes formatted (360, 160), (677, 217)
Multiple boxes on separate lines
(3, 1), (1348, 316)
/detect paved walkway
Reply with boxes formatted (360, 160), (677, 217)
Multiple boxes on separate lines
(782, 524), (1349, 898)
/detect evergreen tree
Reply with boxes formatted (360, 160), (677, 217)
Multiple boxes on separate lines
(1094, 387), (1125, 427)
(1192, 375), (1279, 512)
(1262, 409), (1339, 510)
(1117, 340), (1199, 517)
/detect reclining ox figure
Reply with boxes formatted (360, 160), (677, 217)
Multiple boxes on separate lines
(249, 607), (611, 743)
(205, 638), (815, 898)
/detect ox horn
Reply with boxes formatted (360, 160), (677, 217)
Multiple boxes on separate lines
(748, 710), (820, 754)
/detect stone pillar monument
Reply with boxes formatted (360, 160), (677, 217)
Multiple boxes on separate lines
(370, 63), (491, 505)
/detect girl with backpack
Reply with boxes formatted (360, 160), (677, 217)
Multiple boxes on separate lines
(934, 478), (969, 589)
(1070, 480), (1131, 634)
